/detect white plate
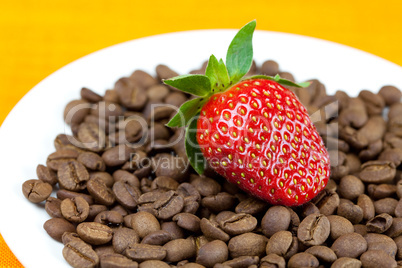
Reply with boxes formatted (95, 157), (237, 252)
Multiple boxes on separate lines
(1, 29), (402, 268)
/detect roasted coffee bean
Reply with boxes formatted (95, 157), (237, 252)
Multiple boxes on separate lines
(201, 192), (237, 212)
(327, 215), (354, 240)
(366, 213), (393, 233)
(338, 175), (364, 200)
(182, 196), (200, 214)
(359, 160), (396, 184)
(139, 260), (170, 268)
(177, 182), (201, 201)
(100, 253), (138, 268)
(374, 197), (398, 216)
(87, 177), (115, 206)
(60, 196), (90, 223)
(190, 175), (221, 197)
(22, 179), (52, 203)
(94, 211), (123, 226)
(147, 84), (170, 101)
(43, 218), (76, 242)
(80, 87), (102, 103)
(261, 60), (279, 76)
(152, 153), (189, 182)
(367, 183), (396, 200)
(331, 233), (367, 258)
(265, 231), (297, 258)
(77, 122), (106, 152)
(235, 196), (268, 215)
(77, 152), (105, 171)
(200, 218), (230, 242)
(125, 243), (166, 262)
(57, 189), (94, 205)
(364, 233), (397, 258)
(102, 144), (136, 167)
(130, 211), (160, 239)
(63, 238), (99, 268)
(305, 246), (337, 264)
(196, 240), (228, 267)
(90, 171), (114, 188)
(164, 92), (187, 107)
(218, 213), (257, 236)
(163, 238), (197, 262)
(313, 191), (340, 216)
(298, 214), (330, 246)
(302, 202), (320, 217)
(357, 194), (375, 221)
(47, 149), (80, 171)
(64, 99), (91, 125)
(36, 164), (58, 185)
(228, 233), (268, 258)
(261, 206), (291, 237)
(223, 256), (260, 268)
(379, 148), (402, 167)
(153, 191), (184, 220)
(141, 230), (172, 245)
(287, 252), (319, 268)
(113, 170), (140, 187)
(151, 176), (179, 191)
(338, 97), (368, 128)
(45, 197), (62, 218)
(54, 134), (86, 153)
(57, 160), (89, 192)
(113, 227), (140, 254)
(337, 202), (363, 224)
(62, 232), (81, 245)
(260, 254), (285, 268)
(360, 249), (397, 268)
(385, 218), (402, 238)
(379, 85), (402, 106)
(331, 257), (362, 268)
(113, 181), (141, 210)
(77, 222), (113, 245)
(358, 90), (385, 115)
(173, 213), (201, 233)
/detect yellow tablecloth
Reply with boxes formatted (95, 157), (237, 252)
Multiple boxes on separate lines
(1, 0), (401, 266)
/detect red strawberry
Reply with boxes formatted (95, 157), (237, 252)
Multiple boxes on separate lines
(164, 20), (330, 206)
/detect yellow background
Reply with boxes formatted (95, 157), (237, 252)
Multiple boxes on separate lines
(1, 0), (401, 266)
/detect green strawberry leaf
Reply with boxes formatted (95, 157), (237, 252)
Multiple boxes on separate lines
(163, 74), (211, 96)
(205, 55), (230, 93)
(226, 20), (256, 85)
(185, 114), (206, 175)
(248, 75), (310, 88)
(166, 97), (204, 128)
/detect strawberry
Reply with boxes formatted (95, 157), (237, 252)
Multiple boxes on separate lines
(164, 20), (330, 206)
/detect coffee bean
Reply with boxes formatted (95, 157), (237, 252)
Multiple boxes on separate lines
(163, 238), (197, 262)
(61, 196), (90, 223)
(112, 227), (140, 254)
(37, 164), (58, 185)
(359, 160), (396, 184)
(152, 153), (189, 182)
(80, 87), (102, 103)
(22, 179), (52, 203)
(63, 238), (99, 268)
(379, 85), (401, 106)
(161, 221), (185, 240)
(100, 253), (138, 268)
(90, 171), (115, 188)
(360, 249), (397, 268)
(113, 170), (140, 187)
(218, 213), (257, 236)
(379, 148), (402, 167)
(173, 213), (201, 232)
(153, 191), (184, 220)
(45, 197), (62, 218)
(139, 260), (170, 268)
(331, 233), (367, 258)
(141, 230), (172, 246)
(302, 202), (320, 217)
(364, 233), (397, 258)
(77, 222), (113, 245)
(313, 191), (340, 216)
(368, 183), (396, 200)
(338, 175), (364, 200)
(43, 218), (76, 242)
(228, 233), (268, 258)
(261, 60), (279, 76)
(331, 257), (362, 268)
(374, 198), (398, 216)
(94, 211), (123, 226)
(64, 99), (91, 125)
(77, 122), (106, 152)
(102, 144), (136, 167)
(287, 252), (319, 268)
(235, 196), (268, 215)
(261, 206), (291, 237)
(201, 192), (237, 212)
(57, 189), (94, 205)
(366, 213), (393, 233)
(87, 177), (115, 206)
(298, 214), (330, 246)
(265, 231), (295, 258)
(385, 218), (402, 238)
(200, 218), (230, 242)
(151, 176), (179, 191)
(131, 211), (160, 239)
(305, 246), (337, 264)
(337, 202), (363, 224)
(77, 152), (105, 171)
(164, 92), (187, 107)
(358, 90), (385, 115)
(260, 254), (285, 268)
(339, 97), (368, 128)
(190, 175), (221, 197)
(196, 240), (228, 267)
(57, 160), (89, 192)
(327, 215), (354, 240)
(357, 194), (375, 221)
(113, 181), (141, 210)
(125, 243), (166, 262)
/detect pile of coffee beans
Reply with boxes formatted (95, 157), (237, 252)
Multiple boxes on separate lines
(22, 59), (402, 268)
